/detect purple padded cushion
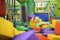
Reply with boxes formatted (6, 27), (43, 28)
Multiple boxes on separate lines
(13, 30), (38, 40)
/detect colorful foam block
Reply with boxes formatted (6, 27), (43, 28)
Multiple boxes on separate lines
(42, 28), (51, 30)
(47, 34), (60, 40)
(52, 19), (57, 28)
(42, 28), (55, 36)
(42, 28), (52, 32)
(35, 33), (49, 40)
(55, 22), (60, 35)
(42, 30), (54, 36)
(0, 17), (24, 39)
(43, 30), (54, 33)
(13, 30), (39, 40)
(0, 0), (6, 16)
(0, 17), (14, 38)
(33, 26), (41, 32)
(42, 32), (55, 37)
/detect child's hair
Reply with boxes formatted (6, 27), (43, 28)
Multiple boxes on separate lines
(35, 17), (40, 19)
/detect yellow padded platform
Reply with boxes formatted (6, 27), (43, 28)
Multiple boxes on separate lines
(0, 17), (25, 38)
(13, 27), (25, 36)
(47, 34), (60, 40)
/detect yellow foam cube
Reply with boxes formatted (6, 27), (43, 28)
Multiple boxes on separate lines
(0, 17), (24, 38)
(52, 19), (57, 28)
(0, 17), (14, 38)
(47, 34), (60, 40)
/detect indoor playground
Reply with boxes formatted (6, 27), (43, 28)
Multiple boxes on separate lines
(0, 0), (60, 40)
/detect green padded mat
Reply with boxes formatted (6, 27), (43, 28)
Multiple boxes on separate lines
(16, 26), (28, 31)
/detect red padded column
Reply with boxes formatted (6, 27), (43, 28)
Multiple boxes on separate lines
(0, 0), (6, 16)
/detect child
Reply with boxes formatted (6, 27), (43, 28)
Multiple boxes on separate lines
(30, 16), (41, 28)
(30, 17), (41, 32)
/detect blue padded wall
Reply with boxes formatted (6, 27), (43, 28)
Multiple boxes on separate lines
(34, 13), (49, 22)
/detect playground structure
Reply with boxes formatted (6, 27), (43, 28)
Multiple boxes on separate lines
(0, 0), (60, 40)
(5, 0), (55, 26)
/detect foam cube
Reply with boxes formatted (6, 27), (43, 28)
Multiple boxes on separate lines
(42, 28), (53, 32)
(55, 22), (60, 35)
(42, 30), (54, 36)
(42, 28), (55, 36)
(43, 30), (54, 33)
(13, 30), (39, 40)
(0, 17), (24, 39)
(47, 34), (60, 40)
(42, 32), (54, 37)
(0, 17), (14, 38)
(33, 26), (41, 32)
(52, 19), (57, 28)
(35, 33), (49, 40)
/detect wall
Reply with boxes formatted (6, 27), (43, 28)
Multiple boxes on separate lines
(54, 0), (60, 18)
(28, 0), (35, 15)
(0, 0), (6, 16)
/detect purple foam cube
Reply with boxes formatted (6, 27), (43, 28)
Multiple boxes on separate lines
(42, 32), (55, 36)
(43, 30), (54, 33)
(42, 28), (51, 31)
(13, 30), (38, 40)
(42, 28), (54, 33)
(42, 30), (55, 37)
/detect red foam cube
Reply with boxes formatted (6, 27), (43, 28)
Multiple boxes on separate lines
(35, 33), (49, 40)
(55, 22), (60, 35)
(33, 26), (41, 32)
